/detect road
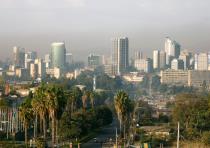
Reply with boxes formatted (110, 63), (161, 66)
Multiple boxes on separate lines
(81, 119), (118, 148)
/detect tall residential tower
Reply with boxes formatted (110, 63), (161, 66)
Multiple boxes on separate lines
(112, 37), (129, 75)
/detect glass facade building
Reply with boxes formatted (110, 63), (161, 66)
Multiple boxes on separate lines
(51, 42), (66, 70)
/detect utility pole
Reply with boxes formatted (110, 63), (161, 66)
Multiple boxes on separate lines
(177, 122), (180, 148)
(93, 75), (96, 91)
(116, 128), (118, 148)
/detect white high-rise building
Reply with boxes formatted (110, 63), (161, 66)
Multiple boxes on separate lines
(34, 58), (46, 78)
(134, 51), (143, 60)
(112, 37), (129, 75)
(25, 51), (37, 69)
(164, 37), (181, 65)
(153, 50), (160, 70)
(134, 58), (153, 73)
(197, 53), (208, 70)
(44, 54), (51, 68)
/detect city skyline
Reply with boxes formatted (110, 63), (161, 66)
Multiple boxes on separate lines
(1, 0), (210, 60)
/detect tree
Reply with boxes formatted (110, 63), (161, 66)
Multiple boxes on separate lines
(82, 91), (90, 112)
(46, 86), (59, 147)
(32, 85), (48, 139)
(114, 91), (134, 139)
(45, 85), (66, 147)
(19, 99), (33, 146)
(172, 93), (210, 140)
(89, 92), (95, 109)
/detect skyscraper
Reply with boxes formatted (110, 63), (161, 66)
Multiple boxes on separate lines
(112, 37), (129, 75)
(66, 53), (73, 65)
(197, 53), (208, 70)
(164, 37), (181, 65)
(134, 50), (143, 60)
(171, 59), (184, 70)
(179, 51), (190, 70)
(51, 42), (66, 70)
(153, 50), (160, 70)
(159, 50), (166, 69)
(44, 54), (51, 68)
(13, 46), (25, 68)
(25, 51), (37, 68)
(88, 54), (102, 69)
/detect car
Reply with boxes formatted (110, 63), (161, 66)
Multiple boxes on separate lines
(94, 138), (98, 143)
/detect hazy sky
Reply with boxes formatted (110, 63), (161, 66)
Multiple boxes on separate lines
(0, 0), (210, 61)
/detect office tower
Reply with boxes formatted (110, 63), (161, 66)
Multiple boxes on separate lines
(34, 58), (46, 78)
(112, 37), (129, 75)
(196, 53), (208, 70)
(153, 50), (160, 70)
(159, 50), (166, 69)
(44, 54), (51, 68)
(134, 58), (153, 73)
(88, 54), (102, 69)
(179, 51), (190, 70)
(13, 46), (25, 68)
(51, 42), (66, 70)
(134, 51), (143, 60)
(171, 59), (184, 70)
(66, 53), (73, 65)
(164, 37), (181, 65)
(25, 51), (37, 68)
(189, 58), (195, 69)
(194, 54), (198, 70)
(30, 63), (38, 79)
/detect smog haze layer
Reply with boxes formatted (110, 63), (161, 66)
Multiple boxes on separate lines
(0, 0), (210, 60)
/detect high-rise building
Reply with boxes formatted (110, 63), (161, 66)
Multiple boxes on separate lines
(51, 42), (66, 70)
(159, 50), (166, 69)
(134, 51), (143, 60)
(66, 53), (73, 65)
(13, 46), (25, 68)
(134, 58), (153, 73)
(88, 54), (102, 69)
(171, 59), (184, 70)
(44, 54), (51, 68)
(34, 58), (46, 78)
(153, 50), (160, 70)
(196, 53), (208, 70)
(179, 51), (190, 70)
(30, 63), (38, 79)
(112, 37), (129, 75)
(164, 37), (181, 65)
(25, 51), (37, 68)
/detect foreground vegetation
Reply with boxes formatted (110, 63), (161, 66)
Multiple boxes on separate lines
(17, 84), (113, 147)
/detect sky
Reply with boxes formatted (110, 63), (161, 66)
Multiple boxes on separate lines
(0, 0), (210, 61)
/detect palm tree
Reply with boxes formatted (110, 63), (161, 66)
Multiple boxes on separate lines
(45, 86), (66, 148)
(46, 86), (58, 148)
(32, 86), (48, 139)
(114, 91), (134, 140)
(114, 91), (128, 134)
(19, 101), (33, 146)
(89, 92), (95, 109)
(82, 91), (90, 112)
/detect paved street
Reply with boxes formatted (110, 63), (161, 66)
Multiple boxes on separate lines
(81, 119), (118, 148)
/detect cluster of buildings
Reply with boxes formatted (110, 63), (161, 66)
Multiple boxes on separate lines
(3, 42), (73, 80)
(1, 36), (210, 89)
